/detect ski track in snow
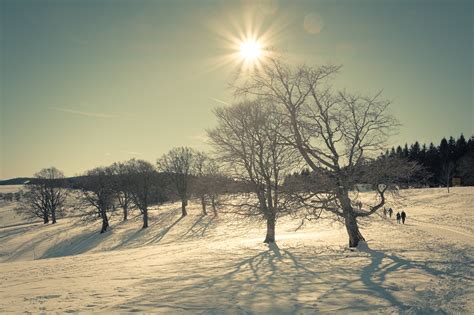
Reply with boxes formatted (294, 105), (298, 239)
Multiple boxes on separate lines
(409, 218), (474, 242)
(0, 186), (472, 314)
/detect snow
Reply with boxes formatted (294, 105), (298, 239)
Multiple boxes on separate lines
(0, 185), (22, 194)
(0, 187), (472, 313)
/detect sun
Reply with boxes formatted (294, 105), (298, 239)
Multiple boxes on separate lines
(239, 40), (262, 61)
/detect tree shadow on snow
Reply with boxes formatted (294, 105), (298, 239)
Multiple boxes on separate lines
(114, 244), (333, 313)
(40, 228), (113, 259)
(39, 208), (185, 258)
(180, 214), (217, 240)
(113, 242), (472, 314)
(106, 208), (184, 250)
(351, 242), (470, 313)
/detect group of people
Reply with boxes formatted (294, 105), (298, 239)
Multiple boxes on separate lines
(383, 207), (407, 224)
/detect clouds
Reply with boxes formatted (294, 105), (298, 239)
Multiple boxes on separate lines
(121, 151), (143, 156)
(50, 107), (137, 121)
(209, 97), (231, 106)
(51, 107), (119, 119)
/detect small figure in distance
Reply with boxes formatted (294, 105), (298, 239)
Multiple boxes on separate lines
(388, 207), (393, 218)
(383, 207), (387, 217)
(401, 210), (406, 224)
(396, 212), (401, 224)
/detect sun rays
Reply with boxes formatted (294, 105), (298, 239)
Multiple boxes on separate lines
(203, 5), (289, 75)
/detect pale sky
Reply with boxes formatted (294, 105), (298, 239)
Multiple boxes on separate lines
(1, 0), (472, 179)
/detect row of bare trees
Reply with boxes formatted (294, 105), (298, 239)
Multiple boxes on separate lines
(76, 152), (226, 233)
(17, 59), (421, 248)
(18, 150), (227, 234)
(76, 160), (163, 232)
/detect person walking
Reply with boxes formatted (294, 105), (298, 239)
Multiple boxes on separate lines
(388, 208), (393, 218)
(396, 212), (401, 224)
(401, 211), (406, 224)
(383, 207), (387, 217)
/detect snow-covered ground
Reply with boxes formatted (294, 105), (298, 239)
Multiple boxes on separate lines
(0, 187), (472, 313)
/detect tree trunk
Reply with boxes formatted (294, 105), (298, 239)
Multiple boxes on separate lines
(43, 212), (49, 224)
(142, 208), (148, 228)
(100, 211), (109, 233)
(201, 196), (207, 215)
(344, 212), (365, 248)
(263, 215), (276, 243)
(123, 206), (128, 221)
(181, 200), (187, 217)
(51, 208), (56, 224)
(211, 196), (217, 216)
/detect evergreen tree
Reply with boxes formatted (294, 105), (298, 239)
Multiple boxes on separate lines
(396, 145), (403, 158)
(390, 147), (396, 157)
(425, 143), (439, 186)
(439, 138), (450, 163)
(388, 134), (472, 186)
(455, 134), (468, 161)
(402, 144), (409, 158)
(409, 141), (421, 162)
(448, 136), (456, 160)
(419, 144), (427, 164)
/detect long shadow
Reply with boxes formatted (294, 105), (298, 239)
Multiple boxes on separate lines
(3, 222), (87, 262)
(357, 243), (408, 310)
(107, 209), (183, 250)
(180, 214), (216, 240)
(115, 241), (473, 313)
(9, 207), (187, 260)
(143, 215), (184, 245)
(40, 228), (112, 259)
(0, 223), (40, 240)
(115, 244), (332, 314)
(355, 242), (473, 313)
(0, 220), (43, 230)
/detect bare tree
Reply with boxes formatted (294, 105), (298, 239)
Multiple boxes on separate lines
(236, 59), (414, 247)
(110, 161), (135, 221)
(208, 100), (298, 243)
(79, 167), (115, 233)
(157, 147), (195, 217)
(191, 152), (225, 216)
(126, 159), (161, 229)
(193, 151), (211, 215)
(19, 167), (67, 224)
(441, 161), (455, 193)
(205, 159), (227, 216)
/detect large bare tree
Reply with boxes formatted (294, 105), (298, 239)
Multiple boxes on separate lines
(236, 59), (414, 247)
(208, 100), (298, 243)
(20, 167), (67, 224)
(157, 147), (195, 217)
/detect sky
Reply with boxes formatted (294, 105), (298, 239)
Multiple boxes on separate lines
(1, 0), (472, 179)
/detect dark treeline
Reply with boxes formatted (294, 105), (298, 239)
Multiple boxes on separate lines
(384, 134), (474, 187)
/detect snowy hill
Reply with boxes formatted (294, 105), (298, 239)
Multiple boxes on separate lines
(0, 187), (473, 313)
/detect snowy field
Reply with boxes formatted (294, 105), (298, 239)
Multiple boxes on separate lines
(0, 187), (472, 313)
